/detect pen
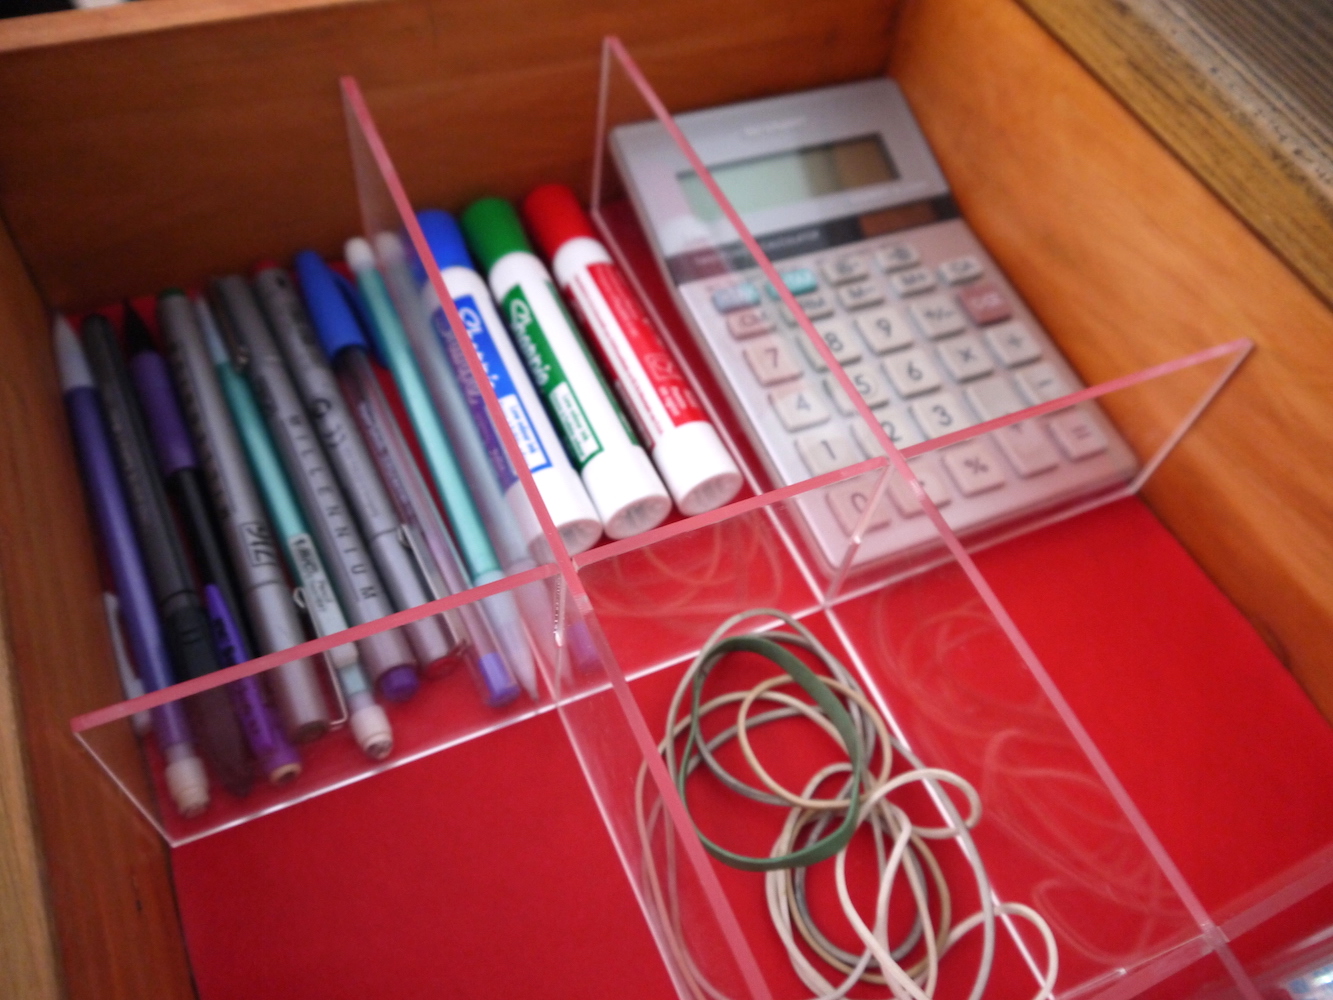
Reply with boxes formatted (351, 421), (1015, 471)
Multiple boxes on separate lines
(199, 297), (393, 760)
(346, 237), (539, 700)
(159, 292), (331, 743)
(296, 250), (520, 706)
(252, 262), (467, 678)
(82, 312), (254, 798)
(102, 593), (150, 737)
(125, 302), (301, 786)
(376, 231), (562, 673)
(212, 274), (420, 704)
(56, 317), (209, 817)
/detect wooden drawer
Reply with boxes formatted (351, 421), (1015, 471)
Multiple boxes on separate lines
(1, 0), (1329, 996)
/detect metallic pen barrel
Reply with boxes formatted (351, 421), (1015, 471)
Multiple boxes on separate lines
(159, 292), (331, 742)
(212, 275), (419, 702)
(253, 264), (467, 677)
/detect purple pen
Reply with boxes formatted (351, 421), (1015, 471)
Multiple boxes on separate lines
(125, 301), (301, 786)
(55, 316), (210, 818)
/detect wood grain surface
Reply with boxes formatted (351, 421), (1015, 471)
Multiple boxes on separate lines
(891, 0), (1333, 718)
(1019, 0), (1333, 308)
(0, 0), (896, 311)
(0, 225), (195, 1000)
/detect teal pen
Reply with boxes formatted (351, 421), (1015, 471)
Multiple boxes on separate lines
(346, 237), (539, 699)
(198, 299), (394, 759)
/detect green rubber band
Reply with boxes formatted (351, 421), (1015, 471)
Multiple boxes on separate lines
(677, 634), (865, 873)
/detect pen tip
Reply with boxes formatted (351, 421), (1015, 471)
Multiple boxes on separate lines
(122, 299), (154, 356)
(344, 237), (376, 274)
(52, 314), (93, 392)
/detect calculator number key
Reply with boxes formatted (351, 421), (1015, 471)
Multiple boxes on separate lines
(825, 480), (892, 535)
(876, 244), (920, 273)
(852, 412), (925, 454)
(726, 306), (774, 339)
(821, 255), (869, 286)
(889, 267), (938, 297)
(1047, 409), (1109, 460)
(985, 321), (1044, 367)
(909, 295), (968, 339)
(770, 382), (831, 432)
(837, 280), (885, 311)
(796, 430), (861, 477)
(883, 349), (943, 398)
(855, 307), (915, 354)
(909, 392), (974, 439)
(743, 338), (802, 386)
(941, 439), (1007, 496)
(939, 256), (984, 284)
(841, 362), (891, 408)
(938, 333), (995, 381)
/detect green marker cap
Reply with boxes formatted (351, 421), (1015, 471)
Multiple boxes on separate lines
(459, 197), (533, 274)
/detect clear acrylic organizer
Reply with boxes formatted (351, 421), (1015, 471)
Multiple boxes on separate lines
(68, 37), (1333, 1000)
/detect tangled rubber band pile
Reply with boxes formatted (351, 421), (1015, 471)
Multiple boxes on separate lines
(637, 609), (1059, 1000)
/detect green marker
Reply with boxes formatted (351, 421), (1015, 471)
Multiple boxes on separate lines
(460, 198), (672, 540)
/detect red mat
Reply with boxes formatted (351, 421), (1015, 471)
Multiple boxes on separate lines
(172, 497), (1333, 999)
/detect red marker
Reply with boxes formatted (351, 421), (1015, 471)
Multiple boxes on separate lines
(523, 184), (742, 516)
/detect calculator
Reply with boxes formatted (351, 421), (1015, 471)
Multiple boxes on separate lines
(610, 79), (1137, 573)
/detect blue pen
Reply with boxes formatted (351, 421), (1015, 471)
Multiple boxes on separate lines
(346, 237), (540, 699)
(296, 250), (521, 706)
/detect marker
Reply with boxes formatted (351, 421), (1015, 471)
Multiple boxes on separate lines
(159, 292), (331, 744)
(302, 259), (519, 706)
(375, 231), (564, 673)
(253, 262), (467, 678)
(523, 184), (742, 515)
(412, 211), (602, 559)
(102, 593), (150, 737)
(199, 294), (393, 760)
(345, 237), (539, 700)
(81, 312), (253, 799)
(56, 317), (209, 818)
(211, 274), (420, 704)
(459, 197), (672, 540)
(124, 302), (301, 786)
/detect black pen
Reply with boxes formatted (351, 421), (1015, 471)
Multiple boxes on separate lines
(81, 312), (254, 798)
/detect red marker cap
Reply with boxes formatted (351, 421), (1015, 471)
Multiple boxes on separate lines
(522, 183), (598, 262)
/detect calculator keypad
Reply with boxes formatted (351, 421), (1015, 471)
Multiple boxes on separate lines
(678, 216), (1135, 570)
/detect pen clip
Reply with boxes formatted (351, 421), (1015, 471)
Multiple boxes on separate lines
(205, 283), (251, 372)
(330, 269), (387, 367)
(397, 522), (446, 602)
(291, 586), (350, 729)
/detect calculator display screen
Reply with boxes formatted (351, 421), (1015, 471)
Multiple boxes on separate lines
(677, 135), (898, 223)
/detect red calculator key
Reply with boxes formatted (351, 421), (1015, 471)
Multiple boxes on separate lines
(957, 281), (1012, 326)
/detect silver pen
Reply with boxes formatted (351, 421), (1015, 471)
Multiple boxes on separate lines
(158, 290), (330, 742)
(210, 275), (420, 704)
(252, 264), (467, 677)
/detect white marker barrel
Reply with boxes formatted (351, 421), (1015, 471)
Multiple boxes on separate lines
(460, 198), (672, 540)
(414, 211), (602, 558)
(523, 184), (742, 516)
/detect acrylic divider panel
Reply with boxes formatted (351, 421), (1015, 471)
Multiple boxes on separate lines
(72, 573), (561, 846)
(577, 37), (1317, 1000)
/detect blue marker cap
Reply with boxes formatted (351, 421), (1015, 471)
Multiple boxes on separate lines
(294, 250), (372, 360)
(415, 210), (475, 277)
